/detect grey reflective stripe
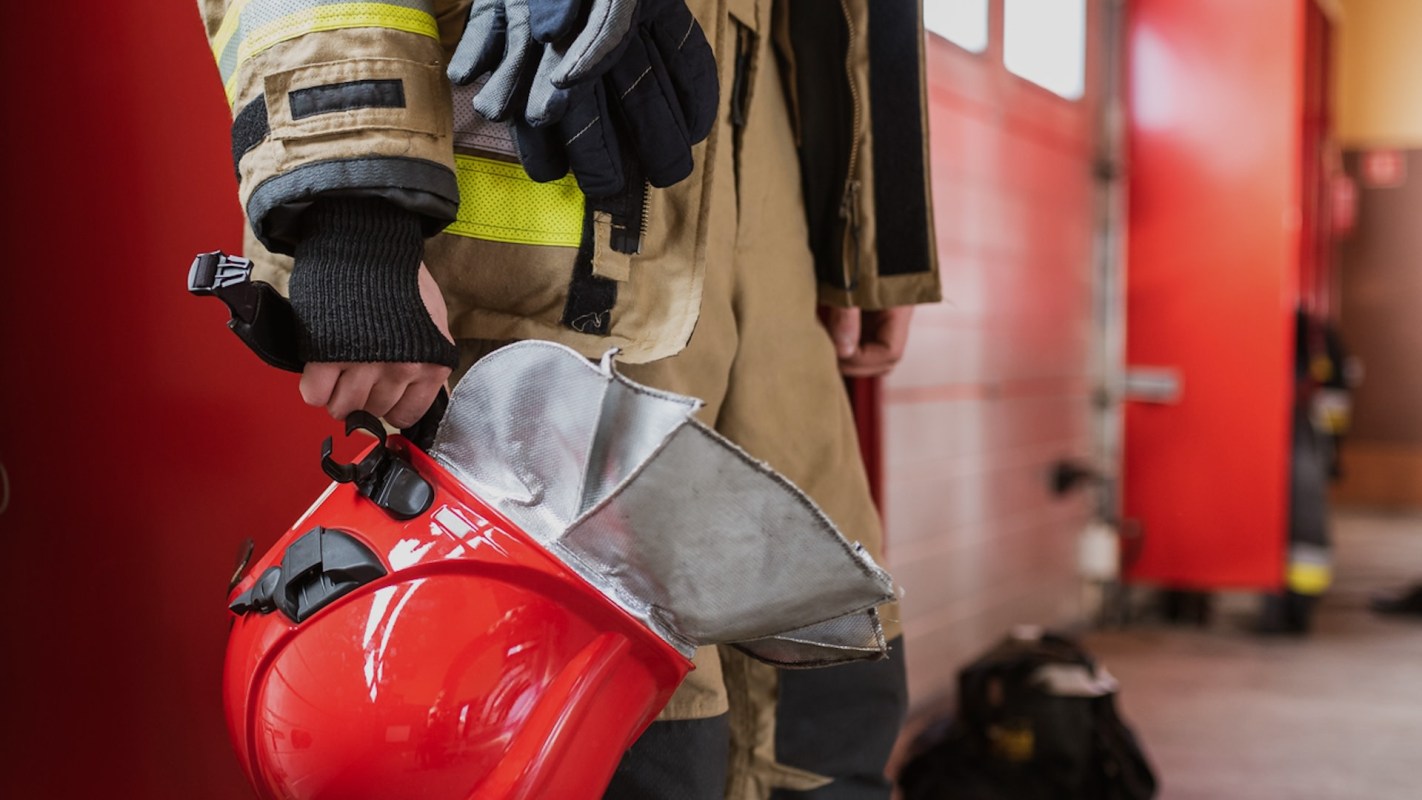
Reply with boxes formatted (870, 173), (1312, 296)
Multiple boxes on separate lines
(246, 156), (459, 254)
(1290, 542), (1332, 566)
(216, 0), (435, 87)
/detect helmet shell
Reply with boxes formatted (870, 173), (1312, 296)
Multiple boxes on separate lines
(224, 439), (692, 800)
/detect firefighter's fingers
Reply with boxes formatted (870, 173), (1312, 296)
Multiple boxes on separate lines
(299, 362), (343, 408)
(837, 306), (915, 378)
(385, 371), (449, 430)
(326, 367), (379, 421)
(839, 357), (893, 378)
(820, 305), (862, 359)
(364, 376), (408, 420)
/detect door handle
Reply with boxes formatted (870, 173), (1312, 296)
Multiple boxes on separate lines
(1123, 367), (1183, 404)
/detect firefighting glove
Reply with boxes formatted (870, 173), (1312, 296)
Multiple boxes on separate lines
(448, 0), (717, 197)
(518, 0), (718, 196)
(287, 198), (459, 368)
(447, 0), (537, 123)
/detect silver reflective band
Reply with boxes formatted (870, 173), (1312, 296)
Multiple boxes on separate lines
(430, 341), (897, 665)
(214, 0), (436, 87)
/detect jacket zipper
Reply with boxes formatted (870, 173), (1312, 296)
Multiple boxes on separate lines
(840, 178), (861, 289)
(607, 181), (649, 255)
(625, 133), (651, 254)
(837, 0), (864, 290)
(597, 142), (649, 255)
(637, 182), (651, 251)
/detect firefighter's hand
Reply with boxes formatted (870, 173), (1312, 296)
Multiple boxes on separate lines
(821, 305), (915, 378)
(299, 264), (455, 429)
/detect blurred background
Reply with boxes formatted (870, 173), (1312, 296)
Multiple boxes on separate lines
(4, 0), (1422, 797)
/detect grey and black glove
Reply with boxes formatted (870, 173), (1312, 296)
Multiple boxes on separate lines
(288, 197), (459, 368)
(448, 0), (718, 197)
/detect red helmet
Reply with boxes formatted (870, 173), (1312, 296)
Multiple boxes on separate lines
(224, 429), (691, 800)
(223, 341), (896, 800)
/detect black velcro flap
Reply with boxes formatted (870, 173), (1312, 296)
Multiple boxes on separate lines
(867, 0), (932, 276)
(289, 79), (407, 120)
(561, 210), (617, 336)
(231, 95), (270, 179)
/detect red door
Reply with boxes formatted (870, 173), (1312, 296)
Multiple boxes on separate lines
(1122, 0), (1310, 589)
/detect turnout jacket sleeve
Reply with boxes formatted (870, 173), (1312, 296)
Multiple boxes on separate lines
(198, 0), (464, 255)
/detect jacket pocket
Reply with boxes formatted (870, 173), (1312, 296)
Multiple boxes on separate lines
(264, 58), (448, 141)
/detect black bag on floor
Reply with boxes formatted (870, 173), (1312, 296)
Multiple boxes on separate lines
(898, 630), (1157, 800)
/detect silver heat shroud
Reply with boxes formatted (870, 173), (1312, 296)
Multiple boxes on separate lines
(429, 341), (897, 666)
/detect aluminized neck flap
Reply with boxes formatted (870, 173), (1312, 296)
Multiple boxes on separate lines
(429, 341), (896, 665)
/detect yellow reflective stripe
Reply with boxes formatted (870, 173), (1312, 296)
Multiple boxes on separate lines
(446, 155), (584, 248)
(1287, 562), (1333, 596)
(222, 3), (439, 103)
(237, 3), (437, 60)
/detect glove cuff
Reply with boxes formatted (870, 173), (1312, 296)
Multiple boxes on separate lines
(289, 198), (459, 367)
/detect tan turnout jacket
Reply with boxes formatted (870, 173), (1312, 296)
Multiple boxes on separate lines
(199, 0), (941, 364)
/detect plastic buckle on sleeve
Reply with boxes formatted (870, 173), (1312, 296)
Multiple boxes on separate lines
(187, 249), (305, 373)
(188, 251), (259, 323)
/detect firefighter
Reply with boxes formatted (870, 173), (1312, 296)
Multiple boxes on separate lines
(197, 0), (940, 796)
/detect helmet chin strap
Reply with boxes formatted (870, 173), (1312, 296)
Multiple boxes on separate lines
(320, 411), (436, 522)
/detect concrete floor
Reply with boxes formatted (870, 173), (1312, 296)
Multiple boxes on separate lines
(1084, 509), (1422, 800)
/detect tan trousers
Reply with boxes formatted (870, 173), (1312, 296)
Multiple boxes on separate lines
(455, 2), (895, 795)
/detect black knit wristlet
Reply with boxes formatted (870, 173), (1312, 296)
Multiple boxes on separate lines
(288, 197), (459, 367)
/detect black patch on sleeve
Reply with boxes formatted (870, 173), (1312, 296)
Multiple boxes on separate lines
(867, 0), (933, 276)
(231, 95), (270, 181)
(560, 209), (617, 336)
(289, 79), (407, 120)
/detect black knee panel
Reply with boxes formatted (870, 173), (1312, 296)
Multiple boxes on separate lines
(772, 636), (909, 800)
(603, 714), (731, 800)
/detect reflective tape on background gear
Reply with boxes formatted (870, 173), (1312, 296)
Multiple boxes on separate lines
(213, 0), (438, 102)
(1287, 542), (1333, 596)
(447, 155), (585, 247)
(1287, 562), (1333, 596)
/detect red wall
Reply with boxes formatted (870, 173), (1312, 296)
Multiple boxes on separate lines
(1123, 0), (1304, 589)
(0, 6), (327, 796)
(886, 1), (1101, 702)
